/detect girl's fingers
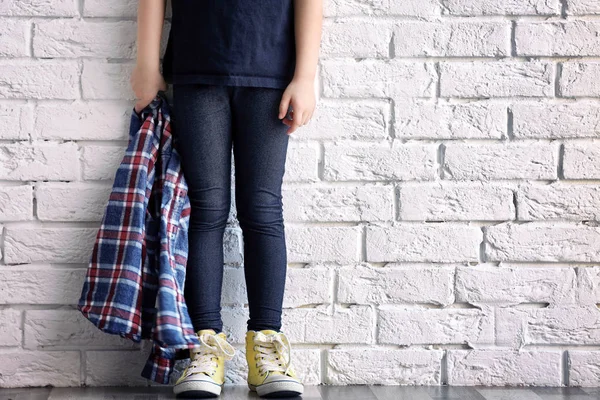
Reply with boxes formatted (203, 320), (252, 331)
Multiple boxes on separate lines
(292, 110), (304, 129)
(283, 110), (301, 134)
(306, 111), (314, 125)
(279, 92), (292, 119)
(281, 111), (294, 135)
(302, 112), (310, 126)
(281, 108), (314, 134)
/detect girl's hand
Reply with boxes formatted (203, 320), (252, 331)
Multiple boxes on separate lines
(278, 76), (316, 135)
(130, 64), (167, 114)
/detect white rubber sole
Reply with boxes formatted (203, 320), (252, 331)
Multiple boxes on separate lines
(173, 379), (222, 398)
(249, 380), (304, 397)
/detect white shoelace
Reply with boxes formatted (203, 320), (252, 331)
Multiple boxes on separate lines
(253, 331), (292, 376)
(187, 332), (236, 376)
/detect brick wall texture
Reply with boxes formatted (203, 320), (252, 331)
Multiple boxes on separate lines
(0, 0), (599, 389)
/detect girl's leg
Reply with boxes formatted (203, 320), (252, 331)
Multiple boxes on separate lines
(171, 83), (232, 333)
(230, 86), (290, 332)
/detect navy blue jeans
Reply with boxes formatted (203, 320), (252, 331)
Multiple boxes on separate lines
(171, 84), (290, 333)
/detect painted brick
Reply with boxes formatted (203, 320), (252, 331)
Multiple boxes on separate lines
(512, 101), (600, 139)
(284, 305), (374, 343)
(323, 142), (437, 181)
(322, 19), (393, 58)
(337, 263), (455, 305)
(82, 61), (135, 100)
(35, 101), (131, 140)
(283, 184), (393, 222)
(560, 62), (600, 97)
(566, 0), (600, 14)
(81, 145), (127, 181)
(0, 102), (32, 140)
(324, 0), (387, 16)
(0, 267), (85, 305)
(366, 224), (482, 262)
(394, 22), (509, 57)
(0, 60), (79, 99)
(34, 20), (137, 58)
(563, 141), (600, 179)
(568, 351), (600, 386)
(284, 142), (319, 182)
(83, 0), (173, 18)
(0, 142), (79, 181)
(0, 19), (29, 57)
(36, 183), (111, 222)
(0, 0), (77, 16)
(395, 100), (506, 139)
(447, 350), (561, 386)
(0, 309), (21, 346)
(284, 267), (333, 307)
(83, 0), (138, 17)
(578, 266), (600, 304)
(456, 264), (577, 305)
(388, 0), (441, 15)
(4, 227), (97, 264)
(0, 185), (33, 221)
(486, 222), (600, 262)
(517, 182), (600, 221)
(440, 61), (554, 98)
(378, 306), (494, 345)
(286, 225), (359, 263)
(321, 59), (436, 98)
(85, 350), (149, 386)
(443, 142), (558, 180)
(301, 99), (389, 140)
(496, 305), (600, 347)
(24, 310), (138, 349)
(517, 21), (600, 56)
(327, 348), (443, 385)
(0, 351), (80, 387)
(325, 0), (441, 16)
(398, 182), (515, 221)
(300, 99), (391, 140)
(442, 0), (558, 15)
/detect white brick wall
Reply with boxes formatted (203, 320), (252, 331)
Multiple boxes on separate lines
(0, 0), (599, 389)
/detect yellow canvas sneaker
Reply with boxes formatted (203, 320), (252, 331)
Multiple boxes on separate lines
(173, 329), (235, 398)
(245, 329), (304, 397)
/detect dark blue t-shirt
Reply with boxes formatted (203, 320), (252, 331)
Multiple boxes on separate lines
(162, 0), (296, 89)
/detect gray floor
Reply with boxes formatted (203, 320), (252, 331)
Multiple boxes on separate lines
(1, 386), (600, 400)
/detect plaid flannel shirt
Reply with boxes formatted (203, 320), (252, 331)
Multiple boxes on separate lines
(77, 92), (201, 384)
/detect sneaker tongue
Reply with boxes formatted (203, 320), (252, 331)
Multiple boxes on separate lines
(197, 329), (216, 335)
(259, 329), (279, 334)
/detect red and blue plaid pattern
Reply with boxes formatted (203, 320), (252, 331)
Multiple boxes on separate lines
(77, 92), (201, 384)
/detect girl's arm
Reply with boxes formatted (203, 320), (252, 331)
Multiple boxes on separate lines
(293, 0), (322, 83)
(131, 0), (167, 113)
(279, 0), (323, 135)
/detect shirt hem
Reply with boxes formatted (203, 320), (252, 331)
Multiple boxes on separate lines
(166, 73), (292, 90)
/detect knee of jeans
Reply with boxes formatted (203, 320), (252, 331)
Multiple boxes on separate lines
(188, 189), (231, 230)
(236, 198), (284, 232)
